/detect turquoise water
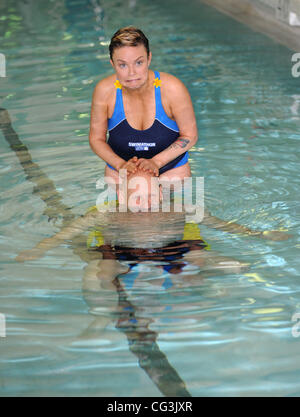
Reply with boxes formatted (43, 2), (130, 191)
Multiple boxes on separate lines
(1, 0), (300, 397)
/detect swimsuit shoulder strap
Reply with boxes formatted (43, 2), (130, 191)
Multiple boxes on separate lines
(153, 70), (162, 117)
(153, 70), (179, 132)
(108, 79), (126, 131)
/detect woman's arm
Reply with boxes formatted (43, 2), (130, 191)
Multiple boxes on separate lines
(202, 209), (291, 241)
(89, 79), (126, 171)
(137, 74), (198, 173)
(16, 210), (102, 262)
(89, 79), (138, 174)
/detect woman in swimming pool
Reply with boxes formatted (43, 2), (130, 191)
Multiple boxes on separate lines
(89, 26), (197, 190)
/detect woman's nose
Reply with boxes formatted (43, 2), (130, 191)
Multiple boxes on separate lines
(128, 65), (136, 75)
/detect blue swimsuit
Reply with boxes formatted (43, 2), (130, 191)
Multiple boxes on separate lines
(107, 71), (189, 175)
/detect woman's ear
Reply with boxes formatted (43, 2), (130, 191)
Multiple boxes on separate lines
(147, 51), (152, 67)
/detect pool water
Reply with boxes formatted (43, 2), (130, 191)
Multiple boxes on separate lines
(1, 0), (300, 397)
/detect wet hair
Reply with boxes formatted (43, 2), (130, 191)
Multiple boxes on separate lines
(109, 26), (150, 60)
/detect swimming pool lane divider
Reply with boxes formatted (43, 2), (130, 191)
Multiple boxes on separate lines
(0, 107), (192, 398)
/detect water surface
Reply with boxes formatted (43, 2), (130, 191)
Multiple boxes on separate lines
(1, 0), (300, 397)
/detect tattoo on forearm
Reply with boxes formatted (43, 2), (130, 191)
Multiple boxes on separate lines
(168, 138), (190, 150)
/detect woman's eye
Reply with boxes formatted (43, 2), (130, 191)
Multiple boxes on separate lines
(136, 61), (143, 65)
(119, 63), (126, 68)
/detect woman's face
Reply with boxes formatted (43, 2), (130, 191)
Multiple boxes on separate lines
(110, 44), (152, 90)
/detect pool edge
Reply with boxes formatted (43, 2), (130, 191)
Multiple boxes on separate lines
(199, 0), (300, 51)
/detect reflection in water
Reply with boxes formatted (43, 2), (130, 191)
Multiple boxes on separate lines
(1, 107), (191, 397)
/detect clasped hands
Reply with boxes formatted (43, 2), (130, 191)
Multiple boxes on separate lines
(119, 156), (160, 177)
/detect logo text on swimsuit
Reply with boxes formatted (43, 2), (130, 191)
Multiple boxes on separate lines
(128, 142), (156, 151)
(0, 53), (6, 78)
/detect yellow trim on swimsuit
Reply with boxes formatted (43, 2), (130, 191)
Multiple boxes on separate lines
(85, 203), (109, 248)
(153, 77), (162, 88)
(87, 230), (105, 248)
(183, 222), (202, 240)
(115, 77), (161, 89)
(183, 222), (210, 250)
(114, 79), (122, 89)
(85, 203), (210, 250)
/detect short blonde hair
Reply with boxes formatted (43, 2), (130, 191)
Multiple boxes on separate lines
(109, 26), (150, 59)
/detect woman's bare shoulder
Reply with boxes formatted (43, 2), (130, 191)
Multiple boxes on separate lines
(159, 72), (191, 112)
(160, 72), (186, 87)
(93, 73), (117, 102)
(159, 71), (188, 96)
